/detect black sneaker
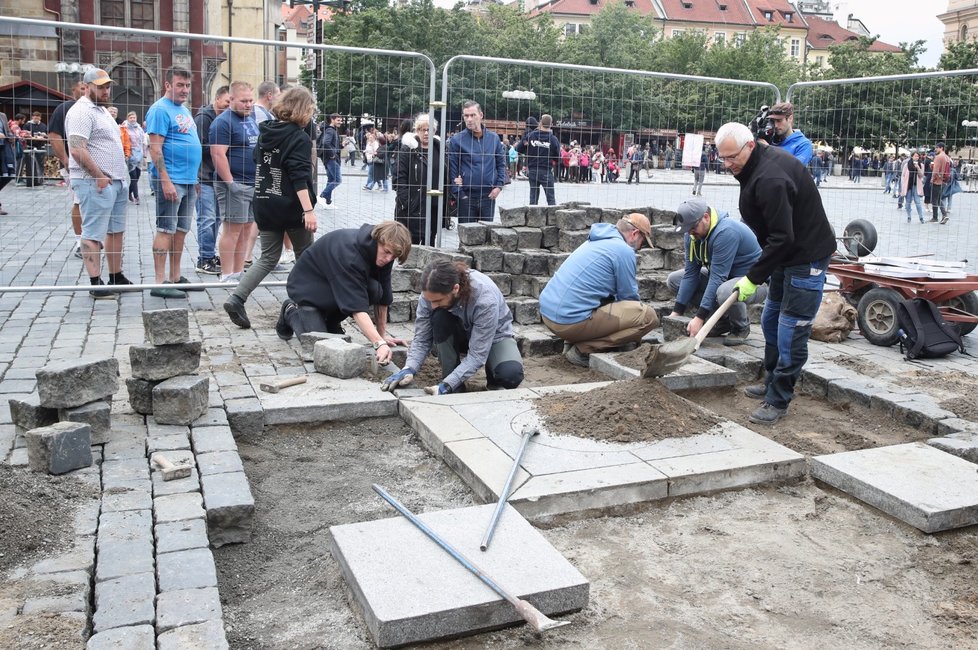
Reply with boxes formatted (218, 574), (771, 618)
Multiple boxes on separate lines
(107, 273), (133, 286)
(743, 384), (767, 400)
(196, 258), (220, 275)
(223, 297), (251, 329)
(748, 403), (787, 425)
(174, 276), (205, 292)
(276, 300), (295, 340)
(89, 279), (117, 300)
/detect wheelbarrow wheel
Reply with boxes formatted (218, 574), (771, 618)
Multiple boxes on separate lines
(856, 287), (902, 346)
(843, 219), (878, 257)
(942, 290), (978, 336)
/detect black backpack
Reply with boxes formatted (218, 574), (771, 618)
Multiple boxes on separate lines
(896, 298), (965, 360)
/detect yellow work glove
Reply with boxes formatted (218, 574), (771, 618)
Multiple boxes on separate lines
(734, 276), (757, 302)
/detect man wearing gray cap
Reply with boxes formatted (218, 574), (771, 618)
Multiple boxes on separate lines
(65, 68), (131, 299)
(667, 197), (765, 346)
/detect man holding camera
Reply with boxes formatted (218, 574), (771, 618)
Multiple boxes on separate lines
(764, 102), (813, 166)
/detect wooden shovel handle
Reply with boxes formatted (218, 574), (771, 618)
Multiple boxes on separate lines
(694, 290), (741, 345)
(274, 376), (307, 389)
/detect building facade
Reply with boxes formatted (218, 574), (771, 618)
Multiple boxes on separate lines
(939, 0), (978, 44)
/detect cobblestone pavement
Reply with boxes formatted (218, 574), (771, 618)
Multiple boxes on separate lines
(0, 166), (976, 647)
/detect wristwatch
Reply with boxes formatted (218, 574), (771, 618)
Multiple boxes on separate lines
(372, 340), (389, 350)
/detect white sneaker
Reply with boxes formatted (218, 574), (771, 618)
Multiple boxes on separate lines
(323, 203), (338, 210)
(221, 272), (242, 284)
(279, 249), (295, 264)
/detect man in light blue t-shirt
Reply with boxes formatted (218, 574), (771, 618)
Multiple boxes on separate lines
(146, 67), (202, 299)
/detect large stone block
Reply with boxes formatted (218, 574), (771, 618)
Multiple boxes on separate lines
(36, 358), (119, 409)
(469, 246), (504, 272)
(313, 339), (367, 379)
(508, 298), (541, 325)
(156, 587), (222, 634)
(156, 620), (229, 650)
(426, 249), (473, 267)
(25, 421), (92, 475)
(457, 222), (489, 246)
(498, 206), (527, 227)
(513, 226), (543, 250)
(502, 252), (525, 275)
(142, 309), (190, 346)
(661, 314), (690, 342)
(92, 573), (156, 633)
(152, 376), (209, 426)
(225, 398), (263, 437)
(157, 548), (218, 592)
(637, 247), (666, 271)
(511, 274), (550, 299)
(651, 224), (683, 251)
(329, 504), (589, 648)
(664, 249), (686, 271)
(87, 625), (156, 650)
(387, 296), (412, 323)
(521, 250), (550, 276)
(299, 331), (352, 361)
(8, 394), (58, 432)
(525, 206), (548, 227)
(548, 252), (571, 275)
(637, 276), (661, 302)
(59, 400), (111, 445)
(485, 273), (512, 296)
(557, 229), (589, 252)
(129, 343), (201, 382)
(516, 328), (563, 356)
(201, 471), (255, 547)
(540, 225), (559, 249)
(601, 208), (624, 224)
(649, 207), (677, 226)
(125, 378), (159, 415)
(489, 227), (519, 252)
(554, 209), (588, 231)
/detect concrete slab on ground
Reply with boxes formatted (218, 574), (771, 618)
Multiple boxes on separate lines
(811, 442), (978, 533)
(399, 384), (805, 521)
(329, 503), (588, 648)
(589, 352), (738, 390)
(249, 373), (398, 425)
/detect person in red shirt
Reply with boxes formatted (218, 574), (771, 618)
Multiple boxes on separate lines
(929, 142), (952, 224)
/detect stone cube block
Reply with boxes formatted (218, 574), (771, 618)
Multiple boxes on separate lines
(601, 208), (624, 224)
(155, 518), (210, 554)
(665, 249), (686, 271)
(513, 226), (543, 250)
(557, 229), (589, 252)
(157, 548), (217, 592)
(390, 267), (420, 293)
(637, 247), (666, 271)
(87, 625), (156, 650)
(299, 331), (352, 360)
(401, 245), (431, 269)
(129, 342), (201, 382)
(554, 209), (588, 231)
(540, 225), (559, 249)
(548, 252), (571, 275)
(637, 276), (660, 302)
(36, 358), (119, 409)
(25, 421), (92, 475)
(93, 573), (156, 633)
(155, 587), (222, 634)
(157, 620), (228, 650)
(489, 227), (519, 252)
(469, 247), (503, 272)
(525, 206), (548, 227)
(196, 451), (244, 476)
(313, 339), (367, 379)
(516, 328), (564, 356)
(142, 309), (190, 346)
(125, 378), (159, 415)
(498, 206), (527, 227)
(59, 400), (111, 445)
(190, 426), (238, 454)
(522, 250), (551, 276)
(9, 395), (58, 432)
(225, 398), (264, 437)
(201, 471), (255, 547)
(651, 224), (683, 251)
(485, 273), (512, 296)
(511, 275), (550, 299)
(457, 222), (489, 246)
(152, 376), (209, 426)
(508, 298), (541, 325)
(95, 540), (155, 583)
(502, 252), (525, 274)
(154, 492), (206, 524)
(661, 315), (690, 342)
(650, 207), (677, 226)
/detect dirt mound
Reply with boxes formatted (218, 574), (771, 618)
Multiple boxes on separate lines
(615, 343), (653, 370)
(535, 378), (722, 443)
(0, 465), (98, 575)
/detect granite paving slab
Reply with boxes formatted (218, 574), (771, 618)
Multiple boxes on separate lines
(589, 352), (738, 390)
(811, 442), (978, 533)
(329, 503), (588, 648)
(400, 384), (804, 521)
(249, 373), (398, 424)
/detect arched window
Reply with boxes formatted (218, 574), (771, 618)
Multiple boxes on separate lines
(962, 24), (969, 41)
(110, 62), (155, 122)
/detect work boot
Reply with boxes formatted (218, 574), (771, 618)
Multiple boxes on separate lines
(276, 300), (296, 341)
(743, 383), (767, 400)
(223, 296), (251, 329)
(724, 328), (750, 346)
(564, 344), (590, 368)
(748, 403), (787, 425)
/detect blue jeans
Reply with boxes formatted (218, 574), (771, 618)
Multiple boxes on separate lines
(322, 159), (341, 202)
(457, 191), (495, 223)
(195, 183), (220, 262)
(905, 185), (924, 221)
(528, 169), (555, 206)
(759, 257), (830, 410)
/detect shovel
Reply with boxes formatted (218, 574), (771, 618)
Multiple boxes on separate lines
(642, 290), (740, 378)
(372, 484), (571, 634)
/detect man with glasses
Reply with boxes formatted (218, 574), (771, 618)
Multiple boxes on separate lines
(716, 122), (835, 425)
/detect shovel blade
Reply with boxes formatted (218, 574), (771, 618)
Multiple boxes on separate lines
(513, 598), (571, 634)
(641, 337), (698, 378)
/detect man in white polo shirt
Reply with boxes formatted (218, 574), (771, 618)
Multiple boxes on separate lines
(65, 68), (131, 299)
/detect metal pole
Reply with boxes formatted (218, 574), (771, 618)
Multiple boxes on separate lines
(480, 425), (537, 552)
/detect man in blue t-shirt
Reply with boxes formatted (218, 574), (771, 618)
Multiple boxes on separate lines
(210, 81), (259, 283)
(766, 102), (813, 166)
(146, 67), (203, 298)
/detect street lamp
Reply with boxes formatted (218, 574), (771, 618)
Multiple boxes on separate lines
(962, 120), (978, 161)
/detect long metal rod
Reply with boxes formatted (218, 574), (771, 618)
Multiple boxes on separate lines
(480, 426), (538, 552)
(371, 484), (569, 634)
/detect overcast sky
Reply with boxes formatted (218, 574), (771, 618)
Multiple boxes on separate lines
(833, 1), (946, 68)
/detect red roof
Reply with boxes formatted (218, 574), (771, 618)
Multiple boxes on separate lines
(529, 0), (657, 19)
(805, 15), (902, 53)
(654, 0), (754, 27)
(746, 0), (808, 28)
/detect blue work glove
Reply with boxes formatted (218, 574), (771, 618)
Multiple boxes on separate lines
(380, 367), (415, 392)
(734, 276), (757, 302)
(423, 382), (453, 396)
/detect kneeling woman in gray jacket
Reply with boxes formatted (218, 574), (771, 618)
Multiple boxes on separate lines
(381, 260), (524, 394)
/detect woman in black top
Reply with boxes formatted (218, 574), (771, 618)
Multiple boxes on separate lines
(224, 86), (318, 330)
(395, 113), (442, 246)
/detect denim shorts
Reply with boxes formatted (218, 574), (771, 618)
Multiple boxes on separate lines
(216, 181), (254, 224)
(151, 179), (194, 234)
(71, 178), (127, 242)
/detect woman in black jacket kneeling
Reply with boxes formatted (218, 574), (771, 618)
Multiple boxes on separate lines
(224, 86), (318, 329)
(395, 113), (442, 246)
